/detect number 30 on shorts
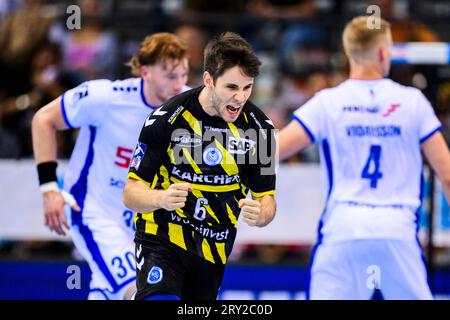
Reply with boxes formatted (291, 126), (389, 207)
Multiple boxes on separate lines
(111, 251), (136, 279)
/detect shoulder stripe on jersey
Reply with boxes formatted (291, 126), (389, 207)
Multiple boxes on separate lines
(182, 110), (202, 136)
(250, 190), (276, 198)
(420, 125), (442, 144)
(139, 79), (157, 109)
(170, 106), (185, 124)
(60, 93), (74, 129)
(228, 123), (241, 138)
(292, 115), (316, 143)
(243, 112), (248, 123)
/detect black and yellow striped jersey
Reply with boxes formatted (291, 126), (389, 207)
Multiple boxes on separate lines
(128, 86), (276, 265)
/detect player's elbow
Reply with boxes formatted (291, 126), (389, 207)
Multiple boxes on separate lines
(441, 174), (450, 191)
(32, 106), (54, 133)
(123, 179), (141, 211)
(31, 108), (46, 131)
(122, 180), (134, 209)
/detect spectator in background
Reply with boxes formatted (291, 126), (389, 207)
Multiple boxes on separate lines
(0, 41), (74, 158)
(373, 0), (440, 43)
(175, 24), (207, 87)
(247, 0), (315, 19)
(58, 0), (118, 81)
(372, 0), (441, 88)
(0, 0), (55, 100)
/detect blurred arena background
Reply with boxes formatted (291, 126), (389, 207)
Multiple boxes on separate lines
(0, 0), (450, 299)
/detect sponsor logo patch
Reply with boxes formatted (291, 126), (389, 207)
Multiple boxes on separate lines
(203, 147), (222, 166)
(147, 266), (163, 284)
(130, 142), (147, 170)
(227, 137), (256, 155)
(172, 133), (203, 147)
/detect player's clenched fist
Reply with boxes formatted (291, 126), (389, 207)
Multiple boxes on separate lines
(239, 198), (262, 227)
(159, 183), (193, 211)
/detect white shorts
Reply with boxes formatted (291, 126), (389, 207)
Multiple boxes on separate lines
(70, 213), (136, 300)
(308, 239), (432, 300)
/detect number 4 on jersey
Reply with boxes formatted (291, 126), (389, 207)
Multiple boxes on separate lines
(361, 145), (383, 188)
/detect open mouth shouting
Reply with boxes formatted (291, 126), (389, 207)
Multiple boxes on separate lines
(226, 105), (241, 117)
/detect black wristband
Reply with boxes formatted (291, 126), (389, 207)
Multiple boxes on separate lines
(37, 161), (58, 185)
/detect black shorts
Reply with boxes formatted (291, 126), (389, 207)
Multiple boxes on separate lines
(134, 233), (225, 300)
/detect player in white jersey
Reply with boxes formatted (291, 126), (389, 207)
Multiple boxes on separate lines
(31, 33), (189, 300)
(279, 16), (450, 299)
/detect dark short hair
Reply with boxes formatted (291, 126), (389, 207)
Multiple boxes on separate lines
(204, 32), (261, 81)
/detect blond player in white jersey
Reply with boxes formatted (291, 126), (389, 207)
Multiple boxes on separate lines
(279, 16), (450, 299)
(31, 33), (189, 300)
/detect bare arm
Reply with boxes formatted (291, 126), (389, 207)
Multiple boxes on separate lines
(279, 120), (312, 161)
(239, 195), (276, 227)
(422, 132), (450, 203)
(123, 178), (192, 213)
(32, 97), (78, 236)
(32, 96), (69, 163)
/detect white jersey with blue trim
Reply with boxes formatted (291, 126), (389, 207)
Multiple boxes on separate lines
(61, 77), (187, 225)
(293, 78), (442, 243)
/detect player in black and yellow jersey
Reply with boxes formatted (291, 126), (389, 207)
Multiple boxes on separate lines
(123, 32), (277, 300)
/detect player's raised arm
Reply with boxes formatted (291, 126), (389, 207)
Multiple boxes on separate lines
(31, 97), (80, 236)
(32, 97), (68, 162)
(279, 120), (313, 161)
(421, 132), (450, 203)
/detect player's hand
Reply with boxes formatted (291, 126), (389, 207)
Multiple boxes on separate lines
(160, 183), (192, 211)
(239, 198), (263, 227)
(43, 190), (80, 236)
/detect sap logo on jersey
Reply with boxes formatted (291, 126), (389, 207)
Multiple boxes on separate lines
(147, 266), (163, 285)
(130, 142), (147, 170)
(228, 137), (256, 155)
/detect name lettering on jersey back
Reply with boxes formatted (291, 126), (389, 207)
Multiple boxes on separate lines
(346, 125), (402, 137)
(170, 213), (231, 241)
(172, 167), (240, 185)
(342, 105), (380, 113)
